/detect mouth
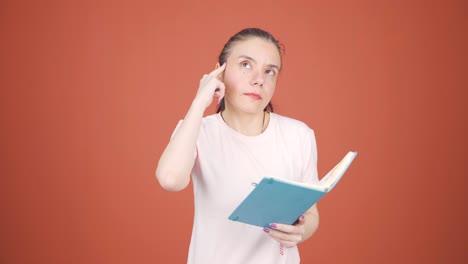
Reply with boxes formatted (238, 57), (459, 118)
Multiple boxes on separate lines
(244, 93), (262, 100)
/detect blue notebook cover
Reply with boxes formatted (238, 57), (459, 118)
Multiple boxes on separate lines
(228, 151), (357, 228)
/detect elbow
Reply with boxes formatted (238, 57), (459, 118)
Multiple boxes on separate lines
(155, 169), (189, 192)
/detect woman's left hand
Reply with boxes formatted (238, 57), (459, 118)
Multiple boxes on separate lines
(263, 215), (307, 248)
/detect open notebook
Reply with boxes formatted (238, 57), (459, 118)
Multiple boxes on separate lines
(228, 151), (358, 227)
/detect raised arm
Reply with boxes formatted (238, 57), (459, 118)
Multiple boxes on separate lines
(156, 63), (226, 191)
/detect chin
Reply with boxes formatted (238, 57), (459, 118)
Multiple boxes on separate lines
(228, 99), (266, 114)
(241, 104), (265, 114)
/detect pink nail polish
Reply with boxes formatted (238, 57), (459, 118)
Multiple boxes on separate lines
(300, 215), (305, 220)
(269, 223), (277, 229)
(263, 228), (270, 233)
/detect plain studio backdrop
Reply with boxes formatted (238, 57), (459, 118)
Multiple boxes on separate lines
(1, 0), (466, 263)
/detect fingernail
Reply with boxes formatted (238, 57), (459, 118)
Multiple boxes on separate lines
(269, 223), (277, 229)
(218, 97), (223, 105)
(300, 215), (305, 220)
(263, 228), (270, 233)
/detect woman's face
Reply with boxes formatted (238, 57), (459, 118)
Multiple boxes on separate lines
(222, 37), (281, 114)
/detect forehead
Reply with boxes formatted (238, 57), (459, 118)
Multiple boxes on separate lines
(228, 37), (281, 67)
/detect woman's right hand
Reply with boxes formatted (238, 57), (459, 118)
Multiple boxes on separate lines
(193, 63), (226, 109)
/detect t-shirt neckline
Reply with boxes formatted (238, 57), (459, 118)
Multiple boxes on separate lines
(216, 112), (274, 141)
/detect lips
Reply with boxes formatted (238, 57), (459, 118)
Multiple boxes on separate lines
(244, 93), (262, 100)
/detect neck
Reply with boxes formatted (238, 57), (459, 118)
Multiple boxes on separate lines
(220, 109), (268, 136)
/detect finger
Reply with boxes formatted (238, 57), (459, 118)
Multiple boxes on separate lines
(267, 227), (301, 239)
(214, 82), (225, 95)
(264, 228), (301, 245)
(214, 83), (225, 104)
(279, 241), (298, 248)
(200, 74), (209, 83)
(282, 241), (298, 248)
(208, 62), (226, 77)
(268, 223), (298, 234)
(268, 235), (297, 248)
(215, 92), (224, 104)
(295, 215), (306, 225)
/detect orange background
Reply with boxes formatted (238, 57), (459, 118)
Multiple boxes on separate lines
(1, 0), (467, 263)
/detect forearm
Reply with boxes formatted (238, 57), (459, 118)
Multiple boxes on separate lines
(156, 100), (205, 191)
(301, 204), (319, 242)
(156, 64), (226, 191)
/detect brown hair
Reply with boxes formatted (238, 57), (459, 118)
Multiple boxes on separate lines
(216, 28), (283, 113)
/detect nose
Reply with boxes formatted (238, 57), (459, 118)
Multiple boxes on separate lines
(250, 70), (264, 87)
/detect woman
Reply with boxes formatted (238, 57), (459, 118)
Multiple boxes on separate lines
(156, 28), (319, 263)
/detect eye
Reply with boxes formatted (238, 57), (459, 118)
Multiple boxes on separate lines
(241, 62), (251, 69)
(266, 69), (276, 76)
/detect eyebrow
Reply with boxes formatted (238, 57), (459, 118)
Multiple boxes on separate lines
(238, 55), (281, 71)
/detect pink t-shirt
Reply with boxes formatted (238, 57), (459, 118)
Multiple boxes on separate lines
(182, 113), (318, 264)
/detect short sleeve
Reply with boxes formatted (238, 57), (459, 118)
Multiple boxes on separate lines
(301, 127), (318, 184)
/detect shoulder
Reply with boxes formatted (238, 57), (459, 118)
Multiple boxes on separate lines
(271, 113), (314, 134)
(198, 113), (225, 139)
(200, 113), (220, 128)
(173, 114), (220, 134)
(270, 113), (317, 148)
